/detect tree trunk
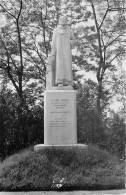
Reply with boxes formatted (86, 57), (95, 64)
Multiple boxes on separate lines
(97, 79), (102, 116)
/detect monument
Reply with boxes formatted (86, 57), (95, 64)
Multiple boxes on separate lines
(34, 16), (86, 150)
(46, 16), (74, 89)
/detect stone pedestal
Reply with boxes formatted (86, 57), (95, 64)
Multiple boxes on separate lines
(44, 90), (77, 145)
(34, 89), (88, 151)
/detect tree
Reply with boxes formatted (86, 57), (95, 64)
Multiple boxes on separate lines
(0, 0), (25, 113)
(88, 0), (126, 115)
(62, 0), (126, 115)
(0, 0), (62, 110)
(0, 0), (62, 157)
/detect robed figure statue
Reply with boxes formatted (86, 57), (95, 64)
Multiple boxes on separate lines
(46, 16), (74, 89)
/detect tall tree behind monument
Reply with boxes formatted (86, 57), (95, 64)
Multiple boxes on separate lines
(62, 0), (126, 115)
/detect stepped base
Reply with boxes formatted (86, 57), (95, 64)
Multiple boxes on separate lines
(34, 144), (88, 151)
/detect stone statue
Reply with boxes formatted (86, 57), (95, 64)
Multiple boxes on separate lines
(46, 16), (74, 89)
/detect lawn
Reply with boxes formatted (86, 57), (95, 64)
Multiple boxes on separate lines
(0, 144), (125, 191)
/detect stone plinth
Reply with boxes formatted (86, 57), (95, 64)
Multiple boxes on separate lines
(34, 144), (87, 152)
(44, 90), (77, 145)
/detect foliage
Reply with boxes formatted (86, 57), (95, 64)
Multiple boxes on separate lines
(77, 81), (106, 145)
(0, 88), (44, 159)
(105, 112), (126, 158)
(0, 80), (125, 160)
(0, 0), (125, 114)
(0, 0), (125, 161)
(77, 81), (125, 158)
(62, 0), (126, 114)
(0, 145), (124, 191)
(0, 0), (61, 111)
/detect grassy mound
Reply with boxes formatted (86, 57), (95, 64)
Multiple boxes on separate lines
(0, 144), (125, 191)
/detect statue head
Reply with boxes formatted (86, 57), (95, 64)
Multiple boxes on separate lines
(59, 16), (68, 26)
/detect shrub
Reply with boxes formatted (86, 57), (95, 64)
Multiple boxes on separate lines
(0, 90), (44, 159)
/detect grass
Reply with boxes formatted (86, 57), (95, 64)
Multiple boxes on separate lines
(0, 144), (125, 191)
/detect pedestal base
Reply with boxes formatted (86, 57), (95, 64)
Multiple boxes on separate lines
(44, 90), (77, 145)
(34, 144), (88, 152)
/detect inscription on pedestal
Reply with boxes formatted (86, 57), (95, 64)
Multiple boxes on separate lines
(48, 98), (72, 127)
(44, 90), (77, 145)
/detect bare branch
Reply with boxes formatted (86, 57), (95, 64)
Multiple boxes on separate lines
(34, 46), (46, 71)
(7, 33), (18, 45)
(40, 8), (49, 57)
(101, 35), (106, 64)
(100, 67), (105, 80)
(5, 52), (19, 93)
(0, 3), (16, 19)
(91, 2), (104, 82)
(98, 7), (109, 30)
(105, 34), (122, 48)
(109, 53), (121, 64)
(16, 1), (23, 70)
(17, 0), (22, 19)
